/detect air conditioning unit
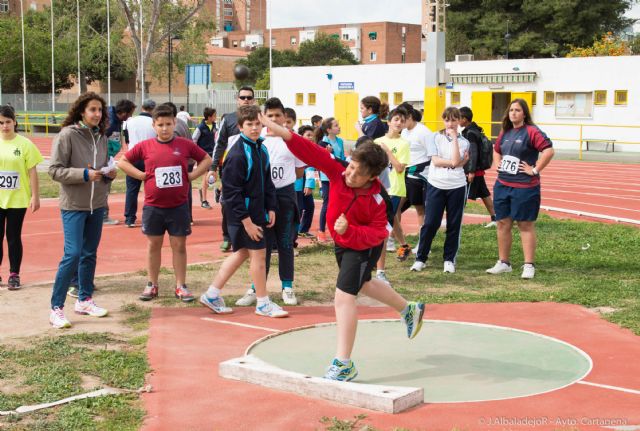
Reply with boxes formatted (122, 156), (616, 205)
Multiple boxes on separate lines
(455, 54), (474, 62)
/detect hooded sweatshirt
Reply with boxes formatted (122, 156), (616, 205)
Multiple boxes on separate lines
(48, 125), (111, 211)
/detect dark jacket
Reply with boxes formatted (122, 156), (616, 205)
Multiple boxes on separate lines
(195, 119), (216, 154)
(222, 133), (277, 226)
(462, 121), (483, 174)
(213, 112), (239, 168)
(361, 116), (388, 140)
(105, 106), (122, 138)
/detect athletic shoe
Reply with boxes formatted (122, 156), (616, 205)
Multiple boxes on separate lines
(396, 244), (412, 262)
(175, 285), (195, 302)
(201, 200), (212, 209)
(199, 294), (233, 314)
(74, 298), (108, 317)
(103, 218), (120, 225)
(521, 263), (536, 279)
(386, 237), (396, 252)
(298, 232), (315, 239)
(412, 245), (419, 254)
(50, 307), (72, 329)
(125, 220), (137, 228)
(214, 188), (221, 203)
(324, 358), (358, 382)
(410, 261), (426, 272)
(316, 231), (329, 243)
(220, 240), (231, 252)
(235, 288), (257, 306)
(375, 271), (391, 285)
(486, 260), (513, 274)
(282, 288), (298, 305)
(255, 301), (289, 318)
(402, 301), (425, 339)
(484, 221), (497, 228)
(443, 261), (456, 273)
(7, 273), (21, 290)
(139, 282), (158, 301)
(67, 286), (79, 298)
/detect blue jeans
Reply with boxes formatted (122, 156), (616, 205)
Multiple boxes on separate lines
(124, 160), (145, 223)
(319, 181), (330, 232)
(51, 208), (105, 309)
(297, 190), (315, 234)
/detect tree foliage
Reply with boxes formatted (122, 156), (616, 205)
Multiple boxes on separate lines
(0, 0), (134, 93)
(566, 32), (631, 57)
(235, 32), (359, 88)
(445, 0), (636, 59)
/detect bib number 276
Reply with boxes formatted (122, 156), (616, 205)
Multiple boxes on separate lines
(499, 155), (520, 175)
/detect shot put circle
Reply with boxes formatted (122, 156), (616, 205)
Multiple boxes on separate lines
(247, 319), (592, 403)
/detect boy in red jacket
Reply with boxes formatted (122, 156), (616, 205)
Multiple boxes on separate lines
(259, 114), (425, 382)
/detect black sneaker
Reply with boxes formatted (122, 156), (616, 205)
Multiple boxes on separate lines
(201, 200), (212, 209)
(7, 273), (20, 290)
(125, 220), (137, 228)
(214, 188), (221, 203)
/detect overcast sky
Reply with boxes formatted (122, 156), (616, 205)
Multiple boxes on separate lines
(268, 0), (639, 29)
(268, 0), (422, 28)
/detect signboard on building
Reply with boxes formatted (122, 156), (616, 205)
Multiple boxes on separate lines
(186, 64), (211, 86)
(338, 81), (355, 91)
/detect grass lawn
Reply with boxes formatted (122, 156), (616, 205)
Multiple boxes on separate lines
(0, 214), (637, 430)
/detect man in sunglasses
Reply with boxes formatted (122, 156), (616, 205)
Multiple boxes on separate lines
(211, 86), (256, 252)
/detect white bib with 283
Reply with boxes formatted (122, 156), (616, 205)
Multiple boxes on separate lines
(0, 171), (20, 190)
(499, 155), (520, 175)
(155, 166), (183, 188)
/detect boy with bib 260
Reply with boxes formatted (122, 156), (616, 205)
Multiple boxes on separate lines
(118, 105), (212, 302)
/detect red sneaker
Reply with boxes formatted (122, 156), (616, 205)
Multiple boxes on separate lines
(139, 282), (158, 301)
(175, 285), (195, 302)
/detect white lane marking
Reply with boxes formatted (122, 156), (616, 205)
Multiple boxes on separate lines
(578, 380), (640, 395)
(201, 317), (280, 332)
(541, 206), (640, 225)
(542, 198), (640, 214)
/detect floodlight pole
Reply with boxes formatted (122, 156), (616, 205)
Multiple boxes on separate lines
(51, 0), (55, 112)
(77, 0), (81, 95)
(140, 0), (145, 102)
(107, 0), (111, 106)
(268, 0), (272, 94)
(20, 0), (27, 111)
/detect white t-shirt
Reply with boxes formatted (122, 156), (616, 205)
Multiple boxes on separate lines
(427, 132), (470, 190)
(261, 130), (305, 189)
(176, 111), (191, 124)
(124, 114), (156, 150)
(401, 123), (433, 167)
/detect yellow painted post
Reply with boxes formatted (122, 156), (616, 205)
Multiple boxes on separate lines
(471, 91), (493, 138)
(45, 114), (49, 136)
(423, 86), (446, 131)
(579, 124), (583, 160)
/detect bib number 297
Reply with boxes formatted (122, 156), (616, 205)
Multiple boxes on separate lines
(155, 166), (183, 188)
(499, 155), (520, 175)
(0, 171), (19, 190)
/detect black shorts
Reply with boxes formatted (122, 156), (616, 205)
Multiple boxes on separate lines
(467, 175), (491, 200)
(335, 244), (384, 296)
(142, 203), (191, 236)
(405, 176), (428, 206)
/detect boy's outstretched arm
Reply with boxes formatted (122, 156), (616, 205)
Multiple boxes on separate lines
(258, 113), (342, 181)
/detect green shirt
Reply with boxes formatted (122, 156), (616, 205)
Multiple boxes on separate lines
(0, 135), (44, 209)
(375, 136), (410, 197)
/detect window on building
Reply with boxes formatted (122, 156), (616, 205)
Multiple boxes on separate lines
(614, 90), (628, 105)
(232, 40), (238, 47)
(224, 20), (233, 31)
(240, 40), (246, 47)
(394, 92), (403, 105)
(450, 92), (461, 106)
(342, 33), (350, 41)
(379, 92), (389, 103)
(528, 91), (537, 106)
(370, 51), (377, 62)
(296, 93), (304, 105)
(555, 92), (593, 118)
(308, 93), (316, 106)
(368, 32), (377, 41)
(290, 36), (297, 45)
(271, 38), (276, 47)
(543, 91), (555, 105)
(30, 2), (37, 10)
(0, 0), (8, 12)
(594, 90), (607, 106)
(223, 9), (233, 16)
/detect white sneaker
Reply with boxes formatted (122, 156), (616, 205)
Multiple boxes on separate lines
(255, 301), (289, 318)
(50, 307), (71, 329)
(521, 264), (536, 279)
(386, 237), (396, 252)
(443, 261), (456, 273)
(484, 221), (497, 228)
(74, 298), (108, 317)
(486, 260), (513, 274)
(410, 261), (426, 272)
(200, 294), (233, 314)
(412, 245), (419, 254)
(375, 271), (391, 285)
(282, 288), (298, 305)
(235, 289), (257, 306)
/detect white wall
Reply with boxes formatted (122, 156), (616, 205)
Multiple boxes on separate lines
(272, 56), (640, 152)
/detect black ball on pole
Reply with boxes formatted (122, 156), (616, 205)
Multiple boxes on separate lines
(234, 64), (250, 81)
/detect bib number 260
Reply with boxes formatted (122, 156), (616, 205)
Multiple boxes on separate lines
(155, 166), (183, 188)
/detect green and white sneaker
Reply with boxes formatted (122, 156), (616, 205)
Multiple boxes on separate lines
(324, 358), (358, 381)
(402, 302), (425, 339)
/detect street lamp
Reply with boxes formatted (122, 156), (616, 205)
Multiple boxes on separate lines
(167, 29), (180, 102)
(505, 20), (511, 59)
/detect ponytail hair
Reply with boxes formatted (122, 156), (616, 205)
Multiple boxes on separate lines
(361, 95), (389, 119)
(314, 116), (335, 143)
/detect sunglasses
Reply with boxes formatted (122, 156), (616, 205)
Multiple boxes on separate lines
(238, 96), (254, 101)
